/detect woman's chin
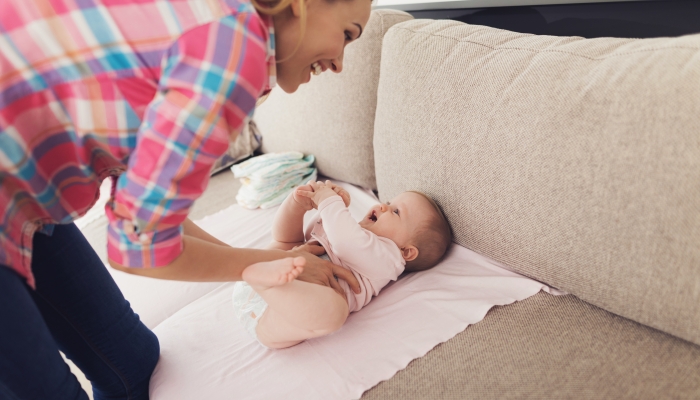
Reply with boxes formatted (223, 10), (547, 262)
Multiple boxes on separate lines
(276, 78), (301, 94)
(277, 68), (312, 93)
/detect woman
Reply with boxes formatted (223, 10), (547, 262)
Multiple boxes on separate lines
(0, 0), (371, 398)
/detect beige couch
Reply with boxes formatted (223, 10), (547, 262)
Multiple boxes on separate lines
(254, 9), (700, 398)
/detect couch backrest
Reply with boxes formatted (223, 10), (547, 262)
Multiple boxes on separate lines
(373, 20), (700, 345)
(254, 10), (412, 191)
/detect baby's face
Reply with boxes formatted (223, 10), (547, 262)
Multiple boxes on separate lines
(359, 192), (434, 247)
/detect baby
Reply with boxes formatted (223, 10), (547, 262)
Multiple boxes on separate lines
(232, 180), (452, 349)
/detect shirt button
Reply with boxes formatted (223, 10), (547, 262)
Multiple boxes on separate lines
(139, 233), (151, 244)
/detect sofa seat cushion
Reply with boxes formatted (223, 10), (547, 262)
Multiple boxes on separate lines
(373, 19), (700, 345)
(363, 293), (700, 399)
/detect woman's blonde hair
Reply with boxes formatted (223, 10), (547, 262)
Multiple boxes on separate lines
(251, 0), (306, 63)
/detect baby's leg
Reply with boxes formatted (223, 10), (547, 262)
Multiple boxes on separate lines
(270, 192), (308, 250)
(243, 258), (349, 349)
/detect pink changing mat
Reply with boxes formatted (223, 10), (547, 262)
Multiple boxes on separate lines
(148, 182), (562, 399)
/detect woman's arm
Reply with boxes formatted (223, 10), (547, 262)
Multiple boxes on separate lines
(109, 233), (361, 294)
(105, 15), (271, 272)
(182, 218), (228, 247)
(104, 16), (362, 293)
(110, 236), (283, 281)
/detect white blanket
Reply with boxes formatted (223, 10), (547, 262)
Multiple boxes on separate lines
(143, 182), (560, 399)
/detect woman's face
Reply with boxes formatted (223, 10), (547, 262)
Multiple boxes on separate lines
(273, 0), (371, 93)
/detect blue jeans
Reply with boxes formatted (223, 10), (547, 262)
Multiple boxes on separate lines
(0, 223), (159, 400)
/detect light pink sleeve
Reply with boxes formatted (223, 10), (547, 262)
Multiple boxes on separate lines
(318, 196), (404, 281)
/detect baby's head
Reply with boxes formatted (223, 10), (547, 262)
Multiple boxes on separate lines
(359, 191), (452, 272)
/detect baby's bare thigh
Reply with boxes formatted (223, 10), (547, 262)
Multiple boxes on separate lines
(267, 240), (304, 251)
(255, 281), (349, 348)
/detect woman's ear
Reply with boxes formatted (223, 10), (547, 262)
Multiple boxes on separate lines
(401, 246), (419, 262)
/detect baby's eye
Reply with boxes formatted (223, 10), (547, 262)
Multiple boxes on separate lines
(393, 209), (399, 215)
(345, 31), (352, 41)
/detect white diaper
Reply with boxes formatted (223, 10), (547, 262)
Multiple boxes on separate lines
(232, 282), (268, 344)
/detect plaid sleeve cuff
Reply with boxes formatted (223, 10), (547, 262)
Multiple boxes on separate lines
(105, 205), (183, 268)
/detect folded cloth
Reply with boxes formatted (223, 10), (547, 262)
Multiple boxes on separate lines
(231, 151), (317, 209)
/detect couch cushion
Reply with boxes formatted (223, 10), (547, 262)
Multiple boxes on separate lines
(254, 10), (412, 190)
(373, 20), (700, 344)
(362, 293), (700, 399)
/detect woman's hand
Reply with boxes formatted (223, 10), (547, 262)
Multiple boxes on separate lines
(292, 242), (327, 256)
(290, 250), (361, 295)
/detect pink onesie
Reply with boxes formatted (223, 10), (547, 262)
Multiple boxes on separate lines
(304, 196), (406, 312)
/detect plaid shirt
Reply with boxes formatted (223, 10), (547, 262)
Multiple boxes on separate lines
(0, 0), (276, 287)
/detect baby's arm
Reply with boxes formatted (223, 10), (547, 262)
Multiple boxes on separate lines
(269, 184), (315, 250)
(298, 183), (380, 270)
(318, 198), (401, 292)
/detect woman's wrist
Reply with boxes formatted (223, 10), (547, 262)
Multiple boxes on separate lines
(110, 238), (292, 282)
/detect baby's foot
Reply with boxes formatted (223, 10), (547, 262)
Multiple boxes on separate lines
(243, 257), (305, 289)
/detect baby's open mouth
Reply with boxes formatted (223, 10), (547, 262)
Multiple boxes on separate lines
(369, 211), (377, 222)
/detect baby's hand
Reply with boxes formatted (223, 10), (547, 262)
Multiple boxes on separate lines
(296, 180), (342, 208)
(292, 183), (317, 211)
(323, 180), (351, 207)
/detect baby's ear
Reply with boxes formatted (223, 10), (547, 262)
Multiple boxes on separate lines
(401, 246), (419, 262)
